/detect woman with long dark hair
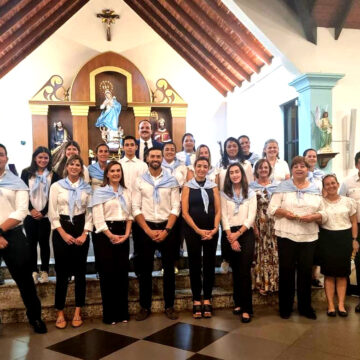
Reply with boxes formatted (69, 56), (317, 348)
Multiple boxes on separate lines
(21, 146), (60, 284)
(182, 157), (220, 318)
(88, 143), (109, 189)
(92, 161), (132, 324)
(55, 141), (89, 182)
(49, 154), (92, 329)
(221, 163), (256, 322)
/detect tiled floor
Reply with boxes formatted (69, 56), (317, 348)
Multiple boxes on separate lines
(1, 297), (360, 360)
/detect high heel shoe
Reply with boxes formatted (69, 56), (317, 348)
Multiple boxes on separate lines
(193, 304), (202, 319)
(203, 304), (212, 318)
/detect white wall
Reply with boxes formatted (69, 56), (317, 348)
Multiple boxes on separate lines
(226, 61), (298, 159)
(0, 0), (225, 172)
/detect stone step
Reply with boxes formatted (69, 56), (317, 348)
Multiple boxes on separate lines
(0, 254), (226, 279)
(0, 268), (326, 324)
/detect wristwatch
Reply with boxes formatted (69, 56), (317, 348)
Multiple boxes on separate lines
(165, 228), (172, 234)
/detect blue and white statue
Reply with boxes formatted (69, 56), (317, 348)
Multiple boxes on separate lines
(95, 90), (121, 131)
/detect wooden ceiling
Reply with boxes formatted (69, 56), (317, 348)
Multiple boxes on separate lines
(285, 0), (360, 43)
(0, 0), (273, 96)
(0, 0), (89, 79)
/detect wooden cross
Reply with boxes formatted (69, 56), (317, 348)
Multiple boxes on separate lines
(96, 9), (120, 41)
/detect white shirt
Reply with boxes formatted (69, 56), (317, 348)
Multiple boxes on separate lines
(340, 173), (360, 223)
(92, 188), (133, 233)
(90, 177), (103, 191)
(162, 161), (188, 187)
(268, 192), (327, 242)
(271, 159), (290, 182)
(83, 166), (90, 183)
(48, 180), (92, 231)
(321, 196), (357, 231)
(218, 160), (253, 191)
(0, 171), (28, 225)
(139, 138), (153, 161)
(220, 192), (257, 231)
(28, 172), (52, 212)
(176, 151), (196, 166)
(132, 170), (180, 223)
(120, 156), (148, 192)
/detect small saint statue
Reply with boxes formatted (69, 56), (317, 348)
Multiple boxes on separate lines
(317, 111), (333, 153)
(154, 118), (171, 143)
(50, 121), (70, 152)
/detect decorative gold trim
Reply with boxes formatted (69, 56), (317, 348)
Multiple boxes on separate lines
(89, 66), (133, 103)
(29, 104), (49, 115)
(31, 75), (68, 101)
(170, 107), (188, 117)
(133, 106), (151, 117)
(70, 105), (89, 116)
(153, 78), (185, 104)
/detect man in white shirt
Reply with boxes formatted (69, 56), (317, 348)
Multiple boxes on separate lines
(0, 144), (47, 333)
(135, 120), (163, 161)
(339, 151), (360, 312)
(132, 148), (180, 321)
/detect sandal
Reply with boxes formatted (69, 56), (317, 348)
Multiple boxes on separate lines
(72, 315), (83, 328)
(193, 304), (202, 319)
(55, 317), (67, 329)
(203, 304), (212, 318)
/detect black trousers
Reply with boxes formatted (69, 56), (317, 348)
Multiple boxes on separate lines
(93, 221), (129, 323)
(221, 229), (231, 262)
(136, 221), (175, 310)
(184, 225), (219, 301)
(0, 226), (42, 322)
(223, 227), (255, 314)
(23, 215), (51, 272)
(277, 237), (317, 315)
(52, 214), (89, 310)
(354, 223), (360, 294)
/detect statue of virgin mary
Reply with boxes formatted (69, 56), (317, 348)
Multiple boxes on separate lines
(95, 90), (121, 131)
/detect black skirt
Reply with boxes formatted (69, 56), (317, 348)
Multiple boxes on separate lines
(318, 228), (353, 277)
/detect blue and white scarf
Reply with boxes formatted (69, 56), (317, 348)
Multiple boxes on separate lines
(221, 188), (256, 214)
(249, 180), (278, 199)
(161, 159), (183, 175)
(91, 184), (128, 214)
(88, 162), (105, 180)
(0, 171), (28, 192)
(57, 177), (92, 222)
(273, 179), (320, 200)
(185, 178), (217, 214)
(30, 169), (50, 198)
(308, 168), (325, 183)
(142, 171), (179, 203)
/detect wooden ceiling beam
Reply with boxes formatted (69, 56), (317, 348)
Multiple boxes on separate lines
(0, 0), (43, 36)
(164, 0), (249, 82)
(0, 0), (89, 79)
(139, 0), (233, 91)
(203, 0), (272, 65)
(0, 0), (64, 53)
(145, 0), (242, 86)
(0, 0), (23, 18)
(335, 0), (355, 40)
(183, 0), (260, 73)
(124, 0), (230, 96)
(292, 0), (317, 44)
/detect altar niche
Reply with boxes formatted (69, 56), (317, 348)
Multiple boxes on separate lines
(29, 51), (188, 165)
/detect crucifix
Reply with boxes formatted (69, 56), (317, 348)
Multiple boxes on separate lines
(96, 9), (120, 41)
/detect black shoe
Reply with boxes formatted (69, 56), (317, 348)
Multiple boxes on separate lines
(241, 313), (251, 323)
(355, 303), (360, 313)
(136, 308), (150, 321)
(327, 310), (336, 317)
(280, 312), (291, 319)
(311, 279), (323, 288)
(30, 319), (47, 334)
(202, 304), (212, 318)
(337, 307), (348, 317)
(299, 308), (317, 320)
(233, 307), (242, 315)
(165, 307), (178, 320)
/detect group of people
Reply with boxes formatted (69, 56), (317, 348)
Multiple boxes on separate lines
(0, 119), (360, 334)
